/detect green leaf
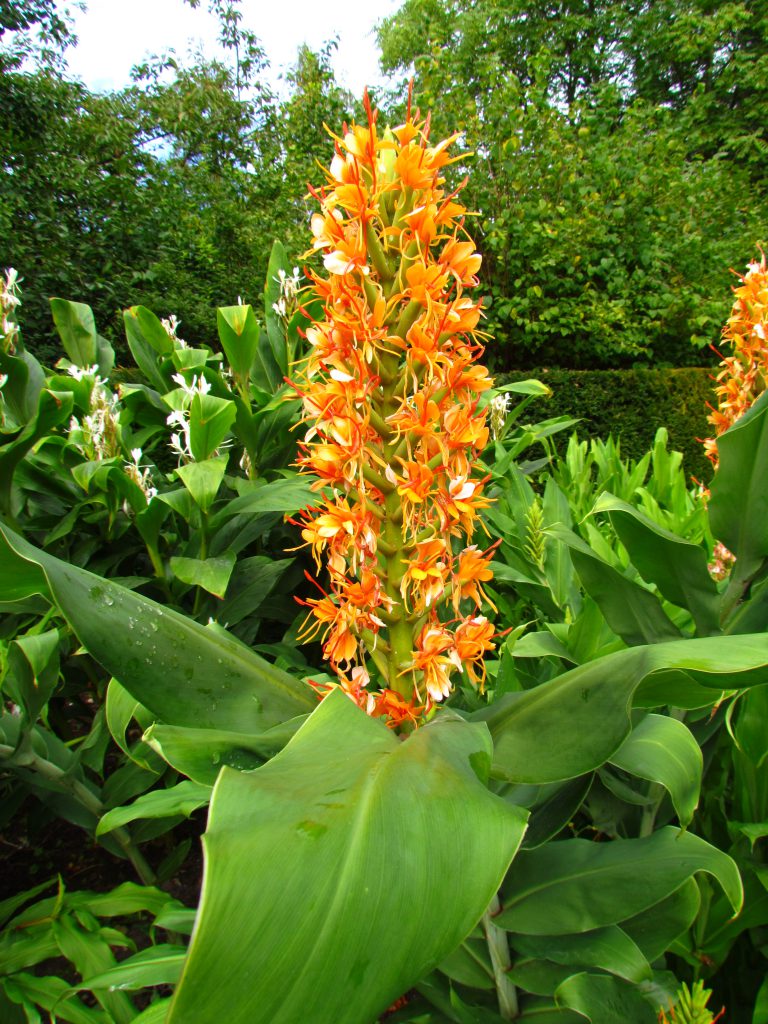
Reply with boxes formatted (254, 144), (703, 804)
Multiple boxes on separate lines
(123, 307), (172, 392)
(188, 393), (237, 462)
(0, 348), (44, 425)
(567, 542), (681, 646)
(96, 781), (211, 836)
(507, 960), (574, 998)
(49, 298), (114, 378)
(0, 388), (74, 515)
(2, 973), (104, 1024)
(4, 629), (60, 723)
(250, 329), (284, 393)
(730, 684), (768, 766)
(0, 523), (315, 734)
(170, 553), (236, 598)
(263, 239), (291, 375)
(127, 306), (174, 356)
(496, 379), (552, 398)
(438, 935), (495, 990)
(65, 882), (181, 919)
(609, 714), (702, 827)
(131, 999), (174, 1024)
(620, 879), (700, 963)
(218, 556), (293, 626)
(211, 474), (319, 523)
(510, 925), (651, 984)
(167, 693), (528, 1024)
(478, 635), (768, 785)
(555, 973), (657, 1023)
(709, 389), (768, 584)
(176, 455), (227, 511)
(0, 879), (58, 929)
(53, 914), (134, 1024)
(498, 828), (742, 935)
(592, 493), (720, 636)
(77, 944), (187, 992)
(217, 305), (260, 381)
(143, 719), (302, 785)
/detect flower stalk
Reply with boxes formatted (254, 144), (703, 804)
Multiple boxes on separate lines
(290, 88), (497, 728)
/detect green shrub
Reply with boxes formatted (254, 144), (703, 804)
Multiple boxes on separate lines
(497, 367), (716, 484)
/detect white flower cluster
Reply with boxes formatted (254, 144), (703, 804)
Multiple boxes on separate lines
(162, 314), (188, 349)
(166, 372), (211, 463)
(490, 392), (511, 440)
(1, 268), (21, 354)
(68, 367), (121, 461)
(125, 447), (158, 501)
(272, 266), (302, 321)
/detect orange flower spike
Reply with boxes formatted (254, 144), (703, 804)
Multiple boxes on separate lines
(704, 254), (768, 469)
(290, 90), (497, 727)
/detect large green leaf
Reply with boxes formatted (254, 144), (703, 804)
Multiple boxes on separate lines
(558, 527), (681, 646)
(49, 298), (114, 378)
(592, 493), (721, 636)
(210, 474), (319, 524)
(478, 635), (768, 784)
(0, 388), (74, 514)
(263, 239), (291, 376)
(0, 348), (44, 426)
(217, 304), (260, 382)
(709, 388), (768, 584)
(123, 307), (173, 393)
(167, 694), (528, 1024)
(176, 456), (227, 512)
(497, 828), (742, 935)
(0, 523), (315, 733)
(608, 714), (702, 827)
(188, 393), (237, 462)
(76, 945), (187, 992)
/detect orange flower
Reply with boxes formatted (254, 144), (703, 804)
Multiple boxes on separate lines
(454, 617), (496, 691)
(453, 544), (498, 614)
(410, 622), (460, 703)
(371, 688), (425, 729)
(401, 536), (450, 612)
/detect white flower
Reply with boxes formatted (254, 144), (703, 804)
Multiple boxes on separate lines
(490, 392), (511, 439)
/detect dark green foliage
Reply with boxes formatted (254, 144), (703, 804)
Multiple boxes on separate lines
(497, 367), (717, 483)
(379, 0), (768, 370)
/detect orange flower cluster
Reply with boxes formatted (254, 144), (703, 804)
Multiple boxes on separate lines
(704, 254), (768, 468)
(702, 254), (768, 581)
(290, 90), (497, 728)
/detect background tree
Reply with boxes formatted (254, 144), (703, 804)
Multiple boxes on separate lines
(377, 0), (768, 369)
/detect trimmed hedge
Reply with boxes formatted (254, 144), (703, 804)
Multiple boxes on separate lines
(497, 367), (717, 485)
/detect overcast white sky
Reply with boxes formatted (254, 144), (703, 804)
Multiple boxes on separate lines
(60, 0), (403, 97)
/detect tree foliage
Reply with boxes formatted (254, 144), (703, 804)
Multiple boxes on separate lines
(0, 5), (354, 361)
(378, 0), (768, 368)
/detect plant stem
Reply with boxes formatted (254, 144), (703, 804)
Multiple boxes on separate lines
(483, 893), (518, 1019)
